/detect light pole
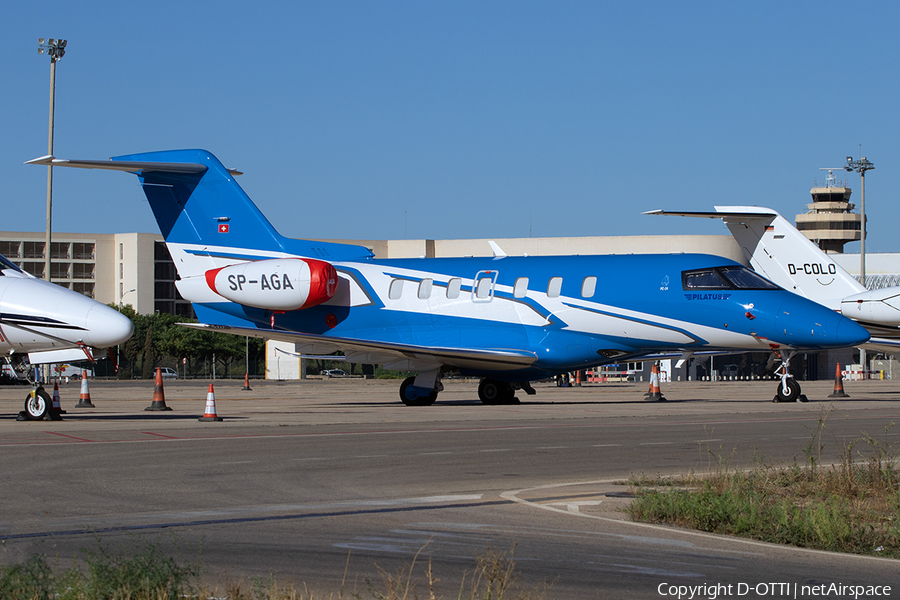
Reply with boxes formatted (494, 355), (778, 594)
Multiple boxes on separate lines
(37, 38), (67, 283)
(845, 154), (874, 375)
(845, 155), (874, 285)
(117, 288), (135, 379)
(120, 287), (136, 307)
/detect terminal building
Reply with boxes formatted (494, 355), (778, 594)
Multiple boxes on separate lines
(2, 175), (896, 381)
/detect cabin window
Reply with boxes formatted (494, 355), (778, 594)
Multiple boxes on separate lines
(388, 279), (404, 300)
(476, 276), (493, 299)
(581, 276), (597, 298)
(547, 277), (562, 298)
(418, 279), (433, 299)
(447, 278), (461, 299)
(513, 277), (529, 298)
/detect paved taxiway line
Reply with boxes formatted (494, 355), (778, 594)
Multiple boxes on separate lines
(0, 494), (494, 542)
(501, 479), (900, 565)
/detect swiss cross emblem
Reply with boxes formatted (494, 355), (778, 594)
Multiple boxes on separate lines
(218, 224), (229, 233)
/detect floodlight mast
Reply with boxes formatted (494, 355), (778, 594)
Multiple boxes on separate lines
(37, 38), (67, 283)
(844, 154), (874, 377)
(844, 155), (874, 284)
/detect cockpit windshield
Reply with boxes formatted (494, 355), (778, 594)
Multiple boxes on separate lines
(682, 265), (779, 291)
(0, 254), (23, 275)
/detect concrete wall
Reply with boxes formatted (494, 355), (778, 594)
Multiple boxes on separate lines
(266, 340), (303, 380)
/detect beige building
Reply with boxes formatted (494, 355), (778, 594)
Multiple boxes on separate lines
(0, 231), (191, 317)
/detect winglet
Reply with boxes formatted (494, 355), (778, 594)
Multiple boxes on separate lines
(488, 241), (507, 259)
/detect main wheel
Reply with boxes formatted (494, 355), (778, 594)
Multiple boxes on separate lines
(399, 377), (437, 406)
(478, 379), (517, 405)
(24, 388), (51, 420)
(774, 378), (801, 403)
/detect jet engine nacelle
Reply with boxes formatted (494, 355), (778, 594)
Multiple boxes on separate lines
(840, 287), (900, 327)
(205, 258), (337, 311)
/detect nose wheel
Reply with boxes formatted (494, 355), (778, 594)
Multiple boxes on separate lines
(772, 351), (806, 403)
(21, 387), (53, 420)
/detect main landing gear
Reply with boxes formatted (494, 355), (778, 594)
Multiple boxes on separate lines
(397, 371), (536, 406)
(399, 376), (440, 406)
(772, 351), (806, 403)
(399, 368), (443, 406)
(477, 378), (518, 405)
(477, 378), (536, 405)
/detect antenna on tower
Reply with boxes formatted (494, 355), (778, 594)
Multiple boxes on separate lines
(818, 167), (845, 188)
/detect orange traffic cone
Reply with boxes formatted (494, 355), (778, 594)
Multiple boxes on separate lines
(242, 372), (252, 391)
(145, 368), (173, 411)
(828, 363), (849, 398)
(52, 382), (67, 414)
(646, 363), (667, 402)
(199, 383), (223, 421)
(75, 370), (95, 408)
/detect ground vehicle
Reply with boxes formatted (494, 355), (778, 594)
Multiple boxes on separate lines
(722, 364), (740, 378)
(320, 369), (347, 377)
(159, 367), (178, 379)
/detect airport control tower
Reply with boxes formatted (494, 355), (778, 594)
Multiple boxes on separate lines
(794, 168), (862, 253)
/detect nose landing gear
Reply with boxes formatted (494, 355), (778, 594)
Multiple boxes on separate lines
(772, 350), (807, 403)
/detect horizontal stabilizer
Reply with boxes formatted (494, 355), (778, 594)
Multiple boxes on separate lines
(644, 207), (778, 220)
(25, 155), (209, 174)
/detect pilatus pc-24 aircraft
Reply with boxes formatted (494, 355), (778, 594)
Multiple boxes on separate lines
(27, 150), (869, 405)
(0, 254), (134, 418)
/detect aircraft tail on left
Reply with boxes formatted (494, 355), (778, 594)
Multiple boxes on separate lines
(27, 150), (373, 262)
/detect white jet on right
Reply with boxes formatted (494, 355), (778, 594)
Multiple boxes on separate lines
(645, 206), (900, 352)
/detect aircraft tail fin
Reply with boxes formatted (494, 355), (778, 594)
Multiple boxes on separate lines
(646, 206), (865, 308)
(26, 150), (373, 261)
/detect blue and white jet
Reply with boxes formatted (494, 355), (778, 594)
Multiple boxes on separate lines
(28, 150), (869, 404)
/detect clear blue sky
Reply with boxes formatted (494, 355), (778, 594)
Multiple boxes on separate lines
(3, 1), (898, 250)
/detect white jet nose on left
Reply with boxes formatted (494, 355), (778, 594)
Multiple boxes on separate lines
(82, 303), (134, 347)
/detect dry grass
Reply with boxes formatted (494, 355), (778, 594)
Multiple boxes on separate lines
(627, 409), (900, 557)
(0, 542), (552, 600)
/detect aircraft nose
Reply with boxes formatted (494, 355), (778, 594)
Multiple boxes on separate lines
(835, 317), (870, 347)
(774, 296), (869, 349)
(85, 304), (134, 347)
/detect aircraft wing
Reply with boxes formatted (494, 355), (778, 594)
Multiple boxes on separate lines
(178, 323), (538, 372)
(862, 338), (900, 353)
